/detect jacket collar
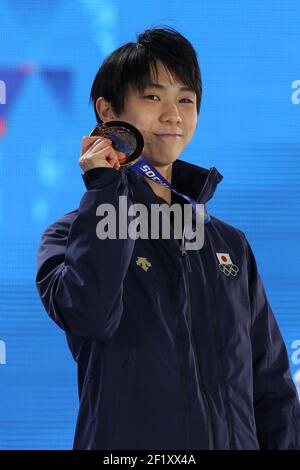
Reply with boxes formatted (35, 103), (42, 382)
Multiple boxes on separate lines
(126, 158), (223, 206)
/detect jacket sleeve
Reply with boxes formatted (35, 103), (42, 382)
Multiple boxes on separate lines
(36, 168), (135, 341)
(243, 235), (300, 449)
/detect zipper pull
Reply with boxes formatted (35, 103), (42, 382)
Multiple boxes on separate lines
(181, 242), (192, 273)
(185, 251), (192, 273)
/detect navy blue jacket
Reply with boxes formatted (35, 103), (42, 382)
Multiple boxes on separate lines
(36, 159), (300, 450)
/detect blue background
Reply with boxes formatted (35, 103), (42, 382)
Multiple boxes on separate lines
(0, 0), (299, 449)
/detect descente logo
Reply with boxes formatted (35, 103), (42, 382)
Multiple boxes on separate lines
(0, 80), (6, 104)
(0, 340), (6, 364)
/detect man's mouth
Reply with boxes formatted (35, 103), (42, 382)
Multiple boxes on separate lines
(153, 133), (183, 140)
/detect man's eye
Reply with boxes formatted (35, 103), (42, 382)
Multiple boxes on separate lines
(144, 95), (159, 100)
(144, 95), (194, 104)
(180, 98), (194, 103)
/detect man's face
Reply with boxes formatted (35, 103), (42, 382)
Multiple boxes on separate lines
(109, 61), (198, 167)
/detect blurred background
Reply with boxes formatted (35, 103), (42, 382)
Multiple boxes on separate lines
(0, 0), (299, 450)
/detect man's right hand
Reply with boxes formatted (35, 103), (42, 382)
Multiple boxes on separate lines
(79, 136), (127, 173)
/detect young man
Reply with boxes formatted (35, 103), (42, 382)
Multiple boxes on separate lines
(36, 27), (300, 450)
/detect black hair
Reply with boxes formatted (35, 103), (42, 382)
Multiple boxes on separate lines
(89, 26), (202, 124)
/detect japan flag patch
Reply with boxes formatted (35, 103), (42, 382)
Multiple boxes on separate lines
(216, 252), (239, 277)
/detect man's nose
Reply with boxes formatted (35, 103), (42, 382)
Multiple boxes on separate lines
(160, 103), (182, 124)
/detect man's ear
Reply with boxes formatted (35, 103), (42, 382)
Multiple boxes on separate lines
(96, 97), (116, 122)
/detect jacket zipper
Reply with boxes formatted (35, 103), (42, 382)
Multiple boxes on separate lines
(129, 184), (214, 449)
(180, 242), (214, 450)
(157, 193), (215, 449)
